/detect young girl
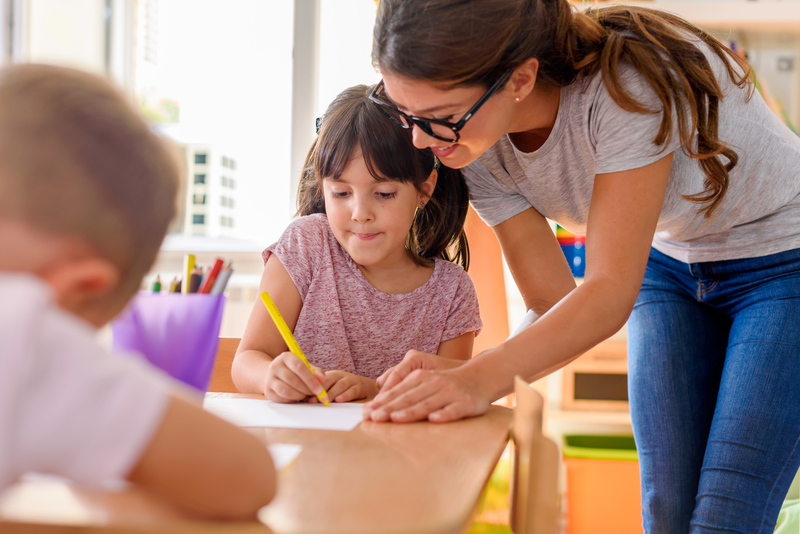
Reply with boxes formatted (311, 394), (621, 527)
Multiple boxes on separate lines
(232, 85), (482, 404)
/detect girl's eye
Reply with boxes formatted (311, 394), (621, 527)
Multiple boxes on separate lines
(434, 114), (455, 122)
(377, 191), (397, 200)
(331, 191), (349, 199)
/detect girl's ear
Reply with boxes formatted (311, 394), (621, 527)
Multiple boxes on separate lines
(420, 168), (438, 204)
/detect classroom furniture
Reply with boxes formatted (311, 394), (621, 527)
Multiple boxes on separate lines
(0, 393), (512, 534)
(560, 341), (628, 412)
(209, 336), (241, 393)
(510, 377), (560, 534)
(562, 435), (642, 534)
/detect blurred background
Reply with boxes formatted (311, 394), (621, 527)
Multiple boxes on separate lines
(0, 0), (383, 335)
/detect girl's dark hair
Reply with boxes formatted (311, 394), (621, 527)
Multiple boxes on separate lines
(296, 84), (470, 269)
(373, 0), (754, 218)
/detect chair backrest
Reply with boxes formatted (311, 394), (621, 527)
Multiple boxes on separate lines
(208, 337), (241, 393)
(510, 376), (560, 534)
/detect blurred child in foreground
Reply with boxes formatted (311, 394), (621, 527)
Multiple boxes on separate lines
(0, 64), (275, 519)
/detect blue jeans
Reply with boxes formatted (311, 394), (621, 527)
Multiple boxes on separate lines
(628, 247), (800, 534)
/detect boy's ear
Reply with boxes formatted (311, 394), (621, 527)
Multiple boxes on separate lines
(44, 256), (121, 322)
(420, 168), (438, 203)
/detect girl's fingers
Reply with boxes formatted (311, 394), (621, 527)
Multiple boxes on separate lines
(273, 364), (314, 396)
(283, 353), (326, 396)
(335, 385), (364, 403)
(326, 379), (354, 401)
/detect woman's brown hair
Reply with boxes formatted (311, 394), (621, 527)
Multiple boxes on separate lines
(296, 84), (470, 269)
(373, 0), (754, 217)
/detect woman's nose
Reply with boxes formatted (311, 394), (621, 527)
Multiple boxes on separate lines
(411, 124), (435, 150)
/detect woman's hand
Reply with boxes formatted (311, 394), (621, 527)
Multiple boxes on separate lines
(363, 350), (486, 423)
(316, 370), (378, 403)
(262, 351), (327, 403)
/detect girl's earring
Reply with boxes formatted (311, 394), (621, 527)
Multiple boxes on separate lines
(514, 96), (521, 102)
(420, 201), (426, 209)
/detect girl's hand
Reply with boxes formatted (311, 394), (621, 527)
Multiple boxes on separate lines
(318, 371), (378, 403)
(262, 351), (326, 403)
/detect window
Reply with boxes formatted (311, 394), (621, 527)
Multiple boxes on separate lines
(229, 198), (235, 209)
(193, 194), (206, 205)
(221, 196), (228, 207)
(194, 153), (207, 164)
(229, 217), (235, 228)
(222, 156), (229, 167)
(229, 159), (236, 170)
(194, 173), (206, 184)
(220, 216), (227, 227)
(229, 178), (236, 189)
(192, 214), (205, 224)
(221, 176), (228, 187)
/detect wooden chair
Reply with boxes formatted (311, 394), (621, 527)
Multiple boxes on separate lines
(208, 337), (241, 393)
(510, 376), (561, 534)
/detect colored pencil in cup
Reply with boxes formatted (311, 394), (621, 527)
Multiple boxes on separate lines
(199, 258), (225, 293)
(181, 254), (196, 294)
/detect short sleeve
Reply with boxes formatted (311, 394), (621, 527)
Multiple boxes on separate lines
(590, 63), (682, 175)
(4, 296), (171, 488)
(463, 160), (532, 227)
(441, 269), (483, 342)
(263, 214), (329, 300)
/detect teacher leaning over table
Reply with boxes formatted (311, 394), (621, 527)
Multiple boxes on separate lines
(361, 0), (800, 532)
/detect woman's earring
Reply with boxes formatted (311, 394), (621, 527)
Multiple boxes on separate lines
(420, 201), (426, 209)
(515, 96), (521, 102)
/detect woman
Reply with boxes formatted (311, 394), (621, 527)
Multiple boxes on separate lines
(361, 0), (800, 532)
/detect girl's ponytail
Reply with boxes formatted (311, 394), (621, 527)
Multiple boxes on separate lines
(410, 163), (470, 270)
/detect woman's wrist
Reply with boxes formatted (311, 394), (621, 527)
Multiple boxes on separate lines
(454, 346), (509, 403)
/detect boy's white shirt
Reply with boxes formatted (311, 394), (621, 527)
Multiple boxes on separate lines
(0, 273), (171, 492)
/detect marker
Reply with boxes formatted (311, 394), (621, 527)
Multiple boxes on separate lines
(181, 254), (196, 294)
(151, 275), (162, 293)
(259, 291), (329, 406)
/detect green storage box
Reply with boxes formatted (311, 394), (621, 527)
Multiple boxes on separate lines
(563, 435), (638, 462)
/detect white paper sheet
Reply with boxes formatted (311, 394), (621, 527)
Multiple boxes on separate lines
(203, 397), (364, 431)
(267, 444), (302, 469)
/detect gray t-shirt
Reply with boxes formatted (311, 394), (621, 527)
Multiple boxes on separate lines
(465, 44), (800, 263)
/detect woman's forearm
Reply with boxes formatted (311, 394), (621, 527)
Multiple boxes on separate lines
(460, 273), (634, 401)
(231, 349), (274, 395)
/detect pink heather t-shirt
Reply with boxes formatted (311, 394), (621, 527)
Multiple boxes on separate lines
(263, 214), (483, 380)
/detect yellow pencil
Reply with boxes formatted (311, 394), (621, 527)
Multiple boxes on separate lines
(181, 253), (195, 295)
(259, 291), (329, 406)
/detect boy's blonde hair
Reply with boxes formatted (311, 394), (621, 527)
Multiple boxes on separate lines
(0, 64), (178, 303)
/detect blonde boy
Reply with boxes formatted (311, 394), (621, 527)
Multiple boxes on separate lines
(0, 64), (275, 519)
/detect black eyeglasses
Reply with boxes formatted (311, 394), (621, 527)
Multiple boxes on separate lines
(368, 68), (515, 143)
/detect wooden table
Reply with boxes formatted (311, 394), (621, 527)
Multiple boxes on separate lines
(0, 393), (512, 534)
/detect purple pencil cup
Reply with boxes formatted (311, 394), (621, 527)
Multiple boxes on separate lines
(111, 292), (226, 392)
